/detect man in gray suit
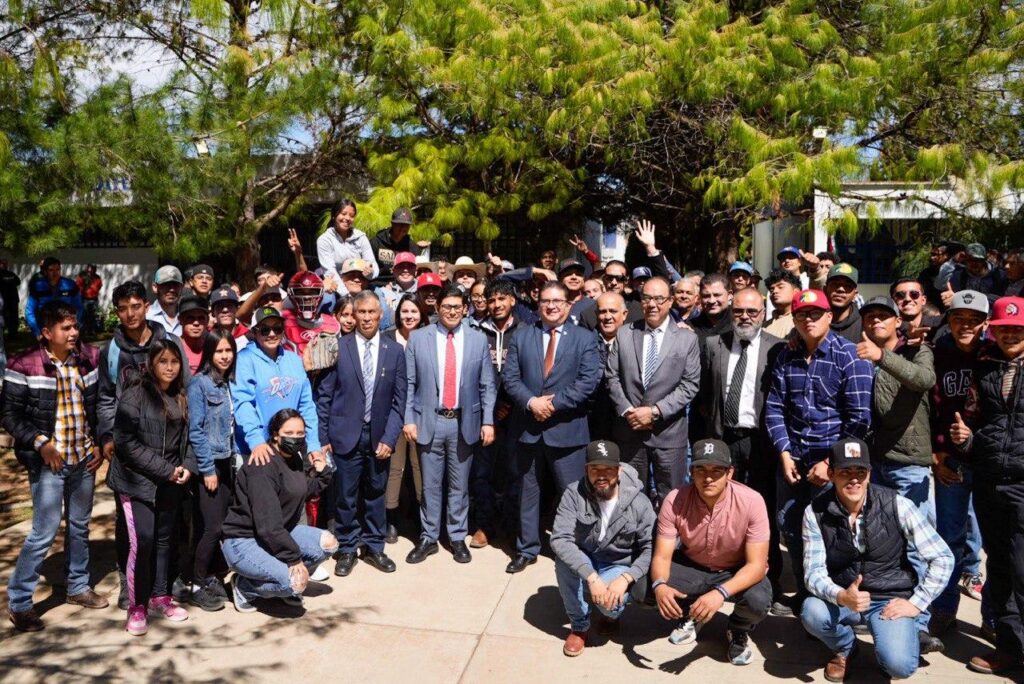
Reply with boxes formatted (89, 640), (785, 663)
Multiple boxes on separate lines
(403, 285), (497, 564)
(607, 277), (701, 500)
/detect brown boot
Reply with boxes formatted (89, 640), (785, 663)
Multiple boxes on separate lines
(469, 529), (489, 549)
(67, 589), (109, 609)
(825, 651), (851, 682)
(563, 629), (588, 657)
(9, 609), (44, 632)
(969, 650), (1022, 675)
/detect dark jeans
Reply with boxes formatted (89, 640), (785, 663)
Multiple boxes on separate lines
(470, 423), (516, 537)
(665, 555), (772, 633)
(193, 459), (234, 581)
(973, 477), (1024, 660)
(116, 484), (183, 608)
(776, 461), (829, 597)
(515, 441), (585, 559)
(334, 423), (389, 553)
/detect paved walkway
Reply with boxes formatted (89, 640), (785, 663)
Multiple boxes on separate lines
(0, 490), (1015, 683)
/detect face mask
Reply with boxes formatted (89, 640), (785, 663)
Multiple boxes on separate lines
(278, 436), (307, 459)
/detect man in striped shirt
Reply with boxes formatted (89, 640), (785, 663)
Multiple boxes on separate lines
(764, 289), (873, 611)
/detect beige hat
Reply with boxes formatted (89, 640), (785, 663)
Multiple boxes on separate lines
(414, 254), (438, 274)
(452, 256), (486, 280)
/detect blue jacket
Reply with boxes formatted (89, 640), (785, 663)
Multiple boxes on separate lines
(503, 320), (601, 447)
(316, 332), (407, 455)
(26, 274), (83, 337)
(231, 343), (321, 454)
(187, 370), (235, 475)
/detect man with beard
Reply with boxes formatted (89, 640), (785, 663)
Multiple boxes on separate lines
(825, 263), (862, 343)
(551, 440), (656, 657)
(589, 292), (627, 441)
(691, 273), (733, 339)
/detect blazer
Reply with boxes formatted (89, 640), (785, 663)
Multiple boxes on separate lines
(606, 320), (701, 449)
(317, 332), (408, 455)
(700, 329), (784, 440)
(504, 320), (602, 447)
(403, 322), (497, 446)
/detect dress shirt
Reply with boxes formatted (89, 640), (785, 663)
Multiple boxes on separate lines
(725, 334), (760, 429)
(146, 301), (181, 337)
(357, 331), (380, 385)
(435, 322), (465, 408)
(542, 322), (567, 366)
(641, 318), (670, 370)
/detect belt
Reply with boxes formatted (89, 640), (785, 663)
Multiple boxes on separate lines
(724, 426), (758, 435)
(436, 408), (461, 419)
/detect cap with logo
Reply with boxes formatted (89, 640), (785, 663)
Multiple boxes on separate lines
(631, 266), (653, 280)
(558, 259), (586, 277)
(948, 289), (990, 315)
(190, 264), (214, 278)
(394, 252), (417, 267)
(154, 265), (183, 285)
(586, 440), (620, 467)
(859, 296), (898, 318)
(690, 438), (733, 468)
(826, 263), (859, 285)
(988, 296), (1024, 327)
(829, 437), (872, 471)
(254, 306), (284, 325)
(791, 289), (830, 312)
(966, 242), (987, 260)
(391, 207), (414, 225)
(210, 285), (239, 306)
(416, 272), (443, 289)
(729, 261), (754, 275)
(777, 246), (801, 260)
(341, 258), (370, 276)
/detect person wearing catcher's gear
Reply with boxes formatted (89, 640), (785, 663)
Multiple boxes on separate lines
(283, 271), (340, 358)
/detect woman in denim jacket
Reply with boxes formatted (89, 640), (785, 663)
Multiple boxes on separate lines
(186, 329), (238, 611)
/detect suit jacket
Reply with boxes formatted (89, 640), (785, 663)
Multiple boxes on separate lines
(316, 332), (407, 455)
(588, 337), (619, 441)
(504, 320), (602, 447)
(699, 329), (784, 440)
(403, 323), (497, 446)
(607, 320), (701, 449)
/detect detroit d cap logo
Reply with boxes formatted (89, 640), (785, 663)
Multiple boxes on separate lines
(704, 442), (715, 455)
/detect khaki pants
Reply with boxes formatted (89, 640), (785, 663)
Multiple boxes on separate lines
(385, 435), (422, 510)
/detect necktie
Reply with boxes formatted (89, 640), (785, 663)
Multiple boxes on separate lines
(643, 329), (659, 388)
(543, 328), (558, 378)
(442, 330), (457, 409)
(362, 339), (374, 422)
(724, 340), (749, 427)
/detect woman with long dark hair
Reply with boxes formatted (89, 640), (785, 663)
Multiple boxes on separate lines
(315, 199), (379, 284)
(109, 339), (197, 636)
(185, 329), (237, 611)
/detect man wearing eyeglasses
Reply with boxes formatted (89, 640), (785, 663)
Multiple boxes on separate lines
(891, 277), (943, 344)
(607, 277), (701, 501)
(579, 260), (642, 330)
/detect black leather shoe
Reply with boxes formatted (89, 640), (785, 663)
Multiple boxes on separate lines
(385, 523), (399, 545)
(405, 539), (439, 564)
(361, 549), (397, 573)
(334, 552), (357, 577)
(505, 555), (537, 574)
(451, 541), (472, 564)
(919, 630), (945, 655)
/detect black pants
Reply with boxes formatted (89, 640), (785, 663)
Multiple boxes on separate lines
(116, 484), (183, 608)
(723, 427), (785, 598)
(666, 555), (772, 633)
(193, 459), (235, 581)
(973, 478), (1024, 659)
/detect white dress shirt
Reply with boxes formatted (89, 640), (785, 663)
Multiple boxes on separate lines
(357, 330), (380, 382)
(641, 318), (670, 372)
(435, 323), (465, 408)
(724, 333), (761, 429)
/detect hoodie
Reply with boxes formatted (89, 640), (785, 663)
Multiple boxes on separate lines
(830, 305), (862, 344)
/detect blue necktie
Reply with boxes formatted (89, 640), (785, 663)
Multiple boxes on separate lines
(362, 339), (374, 422)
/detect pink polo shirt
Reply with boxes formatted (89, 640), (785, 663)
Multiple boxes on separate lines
(657, 480), (770, 571)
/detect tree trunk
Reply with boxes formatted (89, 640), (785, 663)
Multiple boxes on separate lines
(236, 233), (261, 291)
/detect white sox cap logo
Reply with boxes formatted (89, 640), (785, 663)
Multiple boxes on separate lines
(597, 442), (609, 457)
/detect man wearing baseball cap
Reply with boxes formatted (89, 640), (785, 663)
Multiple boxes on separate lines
(825, 263), (862, 344)
(185, 264), (215, 301)
(942, 242), (1009, 309)
(801, 438), (952, 682)
(550, 440), (656, 657)
(376, 252), (418, 328)
(649, 439), (772, 666)
(950, 296), (1024, 673)
(728, 261), (754, 293)
(210, 285), (249, 351)
(146, 265), (184, 336)
(765, 289), (873, 613)
(415, 272), (443, 321)
(369, 207), (419, 283)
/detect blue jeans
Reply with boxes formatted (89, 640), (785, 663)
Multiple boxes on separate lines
(555, 558), (631, 632)
(776, 464), (828, 596)
(8, 460), (96, 612)
(222, 525), (336, 600)
(801, 596), (920, 679)
(933, 464), (991, 622)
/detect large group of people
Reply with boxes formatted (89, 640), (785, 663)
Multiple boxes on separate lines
(4, 202), (1024, 678)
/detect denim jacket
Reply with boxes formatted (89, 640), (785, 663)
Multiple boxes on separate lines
(187, 370), (235, 475)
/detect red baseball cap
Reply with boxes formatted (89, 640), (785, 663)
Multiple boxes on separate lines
(416, 272), (443, 289)
(394, 252), (417, 267)
(791, 289), (830, 312)
(988, 296), (1024, 326)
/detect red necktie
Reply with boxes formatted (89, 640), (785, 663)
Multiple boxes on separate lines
(442, 330), (457, 409)
(543, 328), (558, 378)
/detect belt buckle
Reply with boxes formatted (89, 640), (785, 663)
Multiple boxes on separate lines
(438, 408), (457, 419)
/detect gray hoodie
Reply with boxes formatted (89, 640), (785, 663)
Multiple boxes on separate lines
(550, 464), (656, 598)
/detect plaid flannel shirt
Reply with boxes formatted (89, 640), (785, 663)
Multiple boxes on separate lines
(32, 350), (94, 464)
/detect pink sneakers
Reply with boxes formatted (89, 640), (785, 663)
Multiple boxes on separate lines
(147, 595), (189, 622)
(125, 606), (148, 636)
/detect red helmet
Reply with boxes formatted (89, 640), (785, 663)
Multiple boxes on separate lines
(288, 271), (324, 320)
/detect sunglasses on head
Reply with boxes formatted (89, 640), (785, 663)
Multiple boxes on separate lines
(257, 324), (284, 336)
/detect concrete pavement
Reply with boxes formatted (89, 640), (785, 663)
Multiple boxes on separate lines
(0, 490), (1015, 683)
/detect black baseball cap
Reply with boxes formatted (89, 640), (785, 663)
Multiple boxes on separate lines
(254, 306), (283, 325)
(391, 207), (414, 225)
(558, 258), (585, 277)
(586, 440), (620, 467)
(210, 285), (239, 306)
(690, 439), (732, 468)
(190, 264), (214, 278)
(178, 295), (209, 316)
(829, 437), (872, 471)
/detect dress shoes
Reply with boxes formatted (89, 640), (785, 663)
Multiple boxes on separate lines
(9, 609), (44, 632)
(66, 589), (109, 609)
(361, 548), (397, 573)
(334, 552), (357, 577)
(451, 541), (472, 564)
(405, 539), (439, 564)
(469, 529), (489, 548)
(505, 555), (537, 574)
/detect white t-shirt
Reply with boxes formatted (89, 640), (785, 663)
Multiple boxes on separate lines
(597, 495), (619, 541)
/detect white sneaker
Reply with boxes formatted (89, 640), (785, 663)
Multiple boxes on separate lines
(669, 618), (702, 645)
(310, 564), (330, 582)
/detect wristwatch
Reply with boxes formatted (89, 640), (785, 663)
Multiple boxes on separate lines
(651, 579), (668, 591)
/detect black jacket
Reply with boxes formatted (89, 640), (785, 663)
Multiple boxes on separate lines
(963, 346), (1024, 479)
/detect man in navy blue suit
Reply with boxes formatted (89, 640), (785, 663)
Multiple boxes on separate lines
(503, 281), (602, 573)
(317, 291), (408, 576)
(403, 285), (497, 564)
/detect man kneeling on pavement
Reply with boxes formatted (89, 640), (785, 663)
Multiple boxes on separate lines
(650, 438), (772, 666)
(551, 440), (656, 657)
(801, 438), (953, 682)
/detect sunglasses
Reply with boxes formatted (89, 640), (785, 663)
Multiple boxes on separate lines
(603, 274), (628, 282)
(893, 290), (922, 302)
(257, 324), (284, 336)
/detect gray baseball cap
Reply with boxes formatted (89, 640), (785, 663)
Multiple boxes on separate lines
(949, 289), (990, 315)
(860, 296), (899, 317)
(153, 265), (183, 285)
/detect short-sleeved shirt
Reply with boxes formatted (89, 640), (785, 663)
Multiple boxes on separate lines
(657, 480), (770, 571)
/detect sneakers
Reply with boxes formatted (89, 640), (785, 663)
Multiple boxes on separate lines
(232, 579), (257, 613)
(309, 564), (330, 582)
(190, 578), (226, 612)
(727, 630), (753, 665)
(281, 595), (305, 608)
(125, 606), (148, 636)
(961, 572), (984, 601)
(147, 595), (189, 622)
(668, 618), (703, 645)
(171, 577), (194, 602)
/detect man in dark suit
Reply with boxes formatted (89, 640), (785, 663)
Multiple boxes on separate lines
(503, 281), (602, 573)
(317, 291), (408, 576)
(701, 287), (787, 611)
(403, 285), (497, 564)
(588, 291), (628, 441)
(607, 277), (701, 500)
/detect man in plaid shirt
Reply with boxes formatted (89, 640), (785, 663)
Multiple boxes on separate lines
(764, 289), (873, 611)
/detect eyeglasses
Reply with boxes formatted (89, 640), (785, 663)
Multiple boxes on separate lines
(640, 295), (670, 305)
(256, 324), (284, 336)
(793, 310), (827, 322)
(438, 304), (464, 313)
(539, 298), (568, 307)
(893, 290), (922, 302)
(732, 307), (764, 318)
(603, 274), (628, 282)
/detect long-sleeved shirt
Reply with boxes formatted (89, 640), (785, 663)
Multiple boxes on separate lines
(765, 332), (873, 463)
(802, 493), (953, 612)
(316, 227), (380, 281)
